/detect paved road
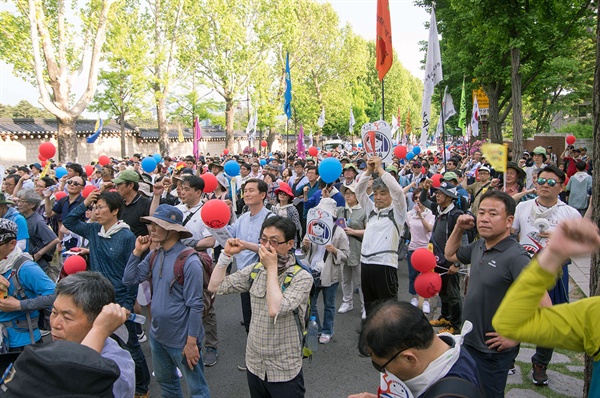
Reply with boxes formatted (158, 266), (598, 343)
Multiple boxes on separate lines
(143, 260), (416, 398)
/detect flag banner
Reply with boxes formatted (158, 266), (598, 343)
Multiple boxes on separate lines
(435, 86), (457, 139)
(376, 0), (393, 81)
(86, 118), (103, 144)
(193, 116), (202, 160)
(297, 125), (306, 159)
(309, 129), (314, 147)
(284, 53), (293, 119)
(361, 120), (393, 163)
(178, 124), (184, 143)
(471, 94), (480, 137)
(420, 8), (442, 148)
(317, 108), (325, 128)
(307, 208), (334, 246)
(482, 143), (507, 172)
(458, 77), (466, 136)
(349, 108), (355, 133)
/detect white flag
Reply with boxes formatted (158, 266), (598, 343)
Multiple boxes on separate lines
(435, 86), (457, 139)
(349, 108), (355, 133)
(471, 95), (480, 137)
(420, 8), (443, 148)
(309, 129), (314, 146)
(317, 108), (326, 128)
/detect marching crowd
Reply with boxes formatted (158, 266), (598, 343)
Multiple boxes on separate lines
(0, 142), (599, 398)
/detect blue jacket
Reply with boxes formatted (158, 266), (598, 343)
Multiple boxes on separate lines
(63, 203), (137, 310)
(3, 207), (29, 251)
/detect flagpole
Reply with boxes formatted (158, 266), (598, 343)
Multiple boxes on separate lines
(381, 79), (385, 120)
(440, 91), (447, 167)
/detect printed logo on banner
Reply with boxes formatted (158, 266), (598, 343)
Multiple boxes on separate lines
(306, 208), (334, 245)
(361, 121), (393, 163)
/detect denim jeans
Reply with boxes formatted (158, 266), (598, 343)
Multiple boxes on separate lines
(310, 283), (338, 336)
(406, 251), (419, 295)
(121, 320), (150, 394)
(149, 334), (211, 398)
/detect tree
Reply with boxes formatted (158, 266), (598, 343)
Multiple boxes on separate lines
(0, 0), (116, 161)
(89, 0), (151, 158)
(8, 100), (54, 118)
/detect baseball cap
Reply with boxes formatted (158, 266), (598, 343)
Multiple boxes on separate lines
(433, 181), (458, 199)
(112, 169), (140, 184)
(532, 146), (547, 156)
(479, 166), (491, 173)
(443, 172), (459, 182)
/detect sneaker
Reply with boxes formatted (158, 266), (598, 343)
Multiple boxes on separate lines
(134, 393), (149, 398)
(430, 318), (452, 327)
(338, 303), (354, 314)
(237, 364), (247, 371)
(204, 348), (218, 367)
(532, 364), (549, 385)
(508, 361), (516, 375)
(137, 330), (147, 343)
(439, 326), (458, 334)
(361, 309), (367, 320)
(40, 329), (51, 337)
(422, 301), (431, 314)
(319, 334), (331, 344)
(410, 298), (419, 307)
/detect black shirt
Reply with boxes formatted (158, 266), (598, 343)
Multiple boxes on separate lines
(121, 193), (151, 237)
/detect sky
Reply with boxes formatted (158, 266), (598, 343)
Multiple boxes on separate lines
(0, 0), (430, 115)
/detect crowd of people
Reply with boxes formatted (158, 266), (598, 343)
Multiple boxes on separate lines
(0, 142), (598, 398)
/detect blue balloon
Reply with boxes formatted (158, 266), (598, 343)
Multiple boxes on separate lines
(153, 153), (161, 163)
(400, 159), (405, 165)
(224, 160), (240, 177)
(357, 143), (363, 148)
(412, 146), (421, 155)
(406, 152), (415, 161)
(268, 152), (273, 156)
(141, 157), (157, 173)
(55, 166), (67, 179)
(260, 159), (267, 166)
(318, 158), (343, 184)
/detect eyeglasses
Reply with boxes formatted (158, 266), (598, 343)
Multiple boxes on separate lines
(537, 177), (558, 187)
(66, 180), (82, 186)
(94, 205), (109, 211)
(259, 237), (287, 247)
(371, 347), (409, 373)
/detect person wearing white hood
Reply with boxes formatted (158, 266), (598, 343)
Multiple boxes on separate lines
(566, 160), (592, 216)
(0, 218), (55, 351)
(301, 198), (349, 344)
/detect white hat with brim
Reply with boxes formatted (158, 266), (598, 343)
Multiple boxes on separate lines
(315, 198), (338, 217)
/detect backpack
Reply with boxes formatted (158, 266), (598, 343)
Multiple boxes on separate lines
(248, 256), (316, 360)
(366, 208), (410, 258)
(149, 248), (215, 318)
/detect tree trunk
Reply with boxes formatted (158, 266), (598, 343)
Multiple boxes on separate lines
(511, 46), (523, 156)
(486, 85), (503, 144)
(156, 95), (170, 156)
(585, 3), (600, 395)
(56, 116), (78, 163)
(225, 97), (235, 149)
(120, 116), (126, 159)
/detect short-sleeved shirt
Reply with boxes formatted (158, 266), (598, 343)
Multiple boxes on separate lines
(456, 235), (530, 353)
(121, 193), (151, 238)
(25, 212), (58, 269)
(52, 195), (85, 223)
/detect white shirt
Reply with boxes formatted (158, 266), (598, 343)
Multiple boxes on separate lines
(176, 202), (213, 255)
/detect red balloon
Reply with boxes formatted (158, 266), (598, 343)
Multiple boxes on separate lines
(85, 165), (94, 176)
(421, 166), (426, 175)
(308, 146), (319, 157)
(201, 199), (231, 229)
(566, 135), (576, 145)
(200, 173), (218, 193)
(81, 185), (97, 199)
(394, 145), (408, 159)
(54, 191), (67, 201)
(411, 248), (437, 273)
(98, 155), (110, 166)
(431, 174), (443, 188)
(327, 152), (333, 157)
(433, 157), (439, 165)
(223, 148), (229, 155)
(414, 272), (442, 299)
(63, 255), (87, 275)
(41, 160), (47, 167)
(261, 140), (268, 148)
(38, 154), (47, 161)
(39, 142), (56, 160)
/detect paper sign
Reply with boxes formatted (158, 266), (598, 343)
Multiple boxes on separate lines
(207, 226), (233, 248)
(306, 208), (334, 245)
(361, 121), (394, 163)
(334, 218), (347, 229)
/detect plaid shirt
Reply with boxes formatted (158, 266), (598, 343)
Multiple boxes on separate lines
(217, 262), (313, 382)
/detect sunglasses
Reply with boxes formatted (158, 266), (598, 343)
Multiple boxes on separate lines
(536, 177), (558, 187)
(66, 180), (83, 186)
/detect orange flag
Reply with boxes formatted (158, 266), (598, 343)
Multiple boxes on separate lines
(376, 0), (393, 81)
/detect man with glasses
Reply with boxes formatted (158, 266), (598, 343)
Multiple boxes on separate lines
(249, 162), (262, 179)
(351, 301), (481, 398)
(44, 175), (85, 251)
(511, 165), (580, 387)
(208, 216), (313, 397)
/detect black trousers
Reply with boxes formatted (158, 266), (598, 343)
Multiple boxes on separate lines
(247, 369), (305, 398)
(241, 291), (252, 334)
(361, 263), (398, 316)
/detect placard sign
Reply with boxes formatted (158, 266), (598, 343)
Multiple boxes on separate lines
(306, 208), (334, 246)
(361, 120), (393, 163)
(206, 226), (233, 248)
